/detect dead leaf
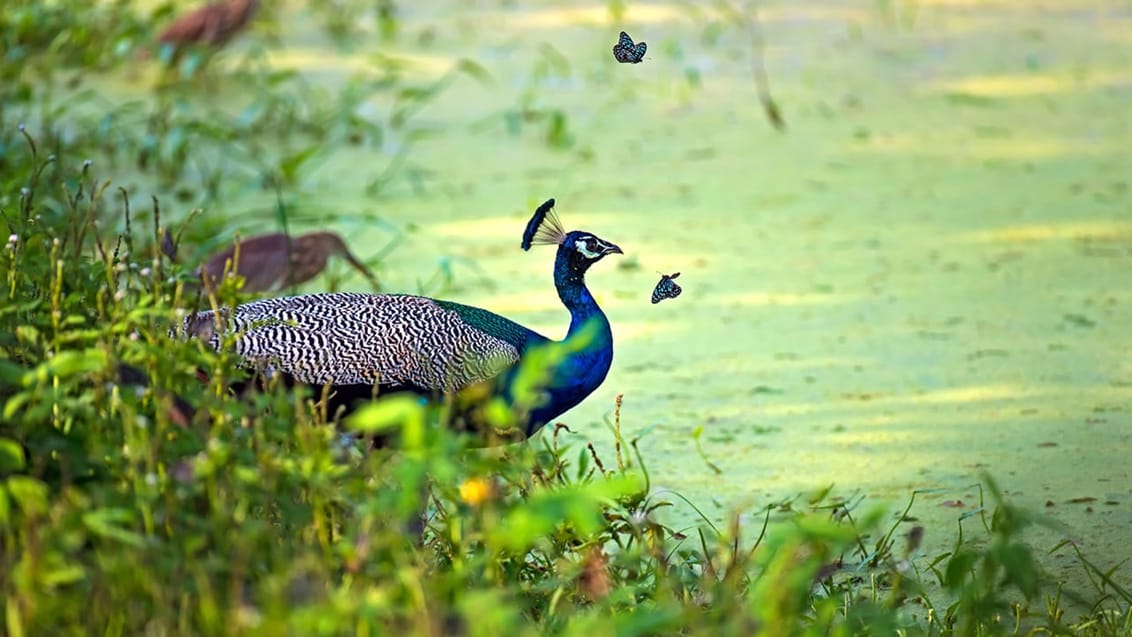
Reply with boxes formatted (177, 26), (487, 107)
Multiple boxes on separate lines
(579, 548), (611, 600)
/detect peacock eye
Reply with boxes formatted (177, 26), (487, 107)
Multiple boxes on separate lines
(572, 235), (612, 260)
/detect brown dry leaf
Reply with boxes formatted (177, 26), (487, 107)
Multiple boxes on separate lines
(160, 226), (177, 261)
(905, 525), (924, 553)
(579, 547), (611, 600)
(158, 0), (260, 49)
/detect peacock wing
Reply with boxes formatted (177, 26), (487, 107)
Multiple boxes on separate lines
(182, 292), (542, 392)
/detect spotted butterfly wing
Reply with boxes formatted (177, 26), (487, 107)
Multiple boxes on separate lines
(651, 272), (682, 304)
(632, 41), (647, 61)
(612, 31), (647, 64)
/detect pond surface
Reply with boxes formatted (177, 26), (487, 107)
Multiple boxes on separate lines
(113, 0), (1132, 603)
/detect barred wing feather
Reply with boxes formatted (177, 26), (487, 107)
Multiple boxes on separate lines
(182, 293), (541, 392)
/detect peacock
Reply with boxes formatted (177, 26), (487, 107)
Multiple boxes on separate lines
(175, 198), (621, 440)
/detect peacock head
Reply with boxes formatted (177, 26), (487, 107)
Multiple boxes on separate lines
(559, 230), (622, 272)
(521, 198), (622, 274)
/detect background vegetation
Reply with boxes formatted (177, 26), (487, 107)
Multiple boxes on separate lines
(2, 0), (1130, 634)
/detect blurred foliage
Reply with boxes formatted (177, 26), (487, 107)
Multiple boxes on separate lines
(0, 0), (490, 286)
(1, 0), (150, 72)
(0, 0), (1130, 634)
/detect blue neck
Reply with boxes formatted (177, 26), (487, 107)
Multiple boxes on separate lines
(555, 259), (607, 337)
(517, 253), (614, 435)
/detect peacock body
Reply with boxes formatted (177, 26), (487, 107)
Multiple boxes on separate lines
(179, 199), (620, 438)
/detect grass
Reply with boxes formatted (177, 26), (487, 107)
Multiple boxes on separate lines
(1, 0), (1130, 634)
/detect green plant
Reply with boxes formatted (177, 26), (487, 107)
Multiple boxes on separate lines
(1, 2), (1130, 633)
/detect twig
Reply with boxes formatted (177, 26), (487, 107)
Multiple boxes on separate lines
(727, 1), (786, 131)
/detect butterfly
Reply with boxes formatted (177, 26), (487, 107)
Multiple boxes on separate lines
(651, 272), (682, 304)
(612, 31), (647, 64)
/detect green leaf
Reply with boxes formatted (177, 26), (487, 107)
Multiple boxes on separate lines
(454, 58), (494, 86)
(0, 360), (25, 385)
(0, 488), (9, 526)
(611, 606), (683, 636)
(14, 324), (40, 345)
(0, 439), (25, 473)
(6, 594), (24, 637)
(6, 476), (48, 517)
(0, 299), (40, 317)
(22, 348), (107, 386)
(278, 145), (322, 182)
(996, 542), (1038, 598)
(347, 395), (426, 449)
(945, 548), (978, 592)
(457, 589), (517, 634)
(3, 393), (29, 420)
(481, 397), (513, 430)
(41, 563), (84, 588)
(82, 508), (146, 548)
(507, 321), (600, 411)
(490, 475), (643, 552)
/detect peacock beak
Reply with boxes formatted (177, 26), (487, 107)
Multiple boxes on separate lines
(602, 242), (623, 256)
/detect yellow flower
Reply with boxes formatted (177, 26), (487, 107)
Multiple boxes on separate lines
(459, 477), (494, 507)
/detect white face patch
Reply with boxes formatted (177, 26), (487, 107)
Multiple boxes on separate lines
(573, 237), (603, 260)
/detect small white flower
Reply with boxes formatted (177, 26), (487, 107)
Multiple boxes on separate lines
(139, 267), (151, 277)
(114, 289), (126, 301)
(7, 234), (16, 243)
